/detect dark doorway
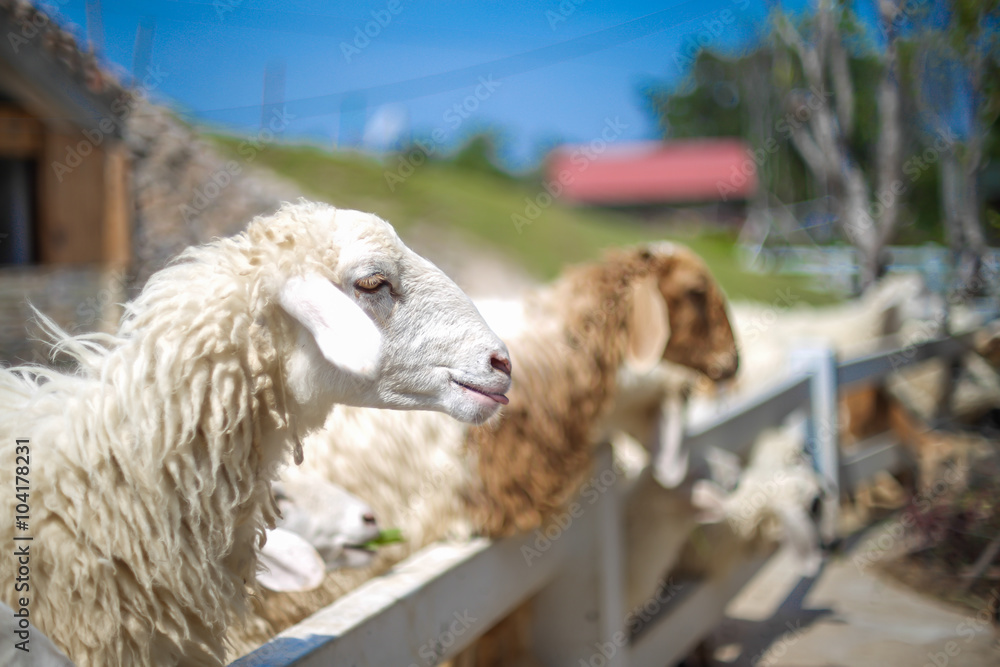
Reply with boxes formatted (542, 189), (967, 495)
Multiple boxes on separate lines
(0, 157), (35, 265)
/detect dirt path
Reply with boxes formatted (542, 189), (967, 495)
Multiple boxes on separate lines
(706, 533), (1000, 666)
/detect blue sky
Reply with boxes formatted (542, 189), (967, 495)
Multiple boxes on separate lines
(51, 0), (813, 169)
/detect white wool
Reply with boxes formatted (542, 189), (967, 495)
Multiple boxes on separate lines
(0, 201), (510, 666)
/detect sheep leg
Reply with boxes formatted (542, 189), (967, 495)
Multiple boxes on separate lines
(652, 393), (689, 489)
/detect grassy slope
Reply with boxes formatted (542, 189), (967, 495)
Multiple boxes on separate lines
(210, 136), (835, 304)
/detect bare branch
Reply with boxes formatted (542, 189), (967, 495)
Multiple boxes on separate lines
(875, 0), (903, 247)
(775, 13), (824, 89)
(785, 120), (831, 179)
(828, 31), (855, 135)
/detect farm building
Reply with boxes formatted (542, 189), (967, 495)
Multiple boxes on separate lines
(0, 0), (130, 363)
(546, 138), (758, 219)
(0, 1), (296, 365)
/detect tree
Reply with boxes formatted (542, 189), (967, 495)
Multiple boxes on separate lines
(645, 3), (905, 287)
(644, 50), (816, 246)
(912, 0), (1000, 294)
(771, 0), (906, 289)
(646, 0), (999, 295)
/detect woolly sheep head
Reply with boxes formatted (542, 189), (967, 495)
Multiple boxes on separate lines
(258, 203), (512, 425)
(258, 477), (381, 592)
(274, 477), (380, 568)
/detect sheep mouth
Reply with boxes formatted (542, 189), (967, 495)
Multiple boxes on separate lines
(453, 380), (509, 405)
(342, 544), (378, 559)
(344, 544), (376, 554)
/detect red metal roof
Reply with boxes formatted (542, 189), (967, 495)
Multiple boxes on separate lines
(546, 138), (757, 205)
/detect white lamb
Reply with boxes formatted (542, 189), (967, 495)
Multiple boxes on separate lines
(0, 201), (512, 666)
(258, 472), (382, 594)
(622, 420), (827, 614)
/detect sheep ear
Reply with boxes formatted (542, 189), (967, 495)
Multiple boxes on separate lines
(257, 528), (326, 593)
(279, 274), (382, 378)
(625, 276), (670, 374)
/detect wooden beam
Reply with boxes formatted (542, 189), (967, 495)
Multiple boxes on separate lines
(531, 447), (628, 666)
(102, 141), (131, 266)
(837, 334), (972, 389)
(232, 536), (571, 667)
(0, 105), (43, 156)
(683, 374), (812, 457)
(791, 346), (840, 542)
(37, 131), (105, 264)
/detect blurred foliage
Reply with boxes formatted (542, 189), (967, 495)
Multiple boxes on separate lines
(914, 0), (1000, 246)
(428, 132), (514, 182)
(643, 2), (1000, 247)
(208, 134), (837, 304)
(885, 448), (1000, 615)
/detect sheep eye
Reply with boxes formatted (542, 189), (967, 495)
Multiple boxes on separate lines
(354, 274), (387, 293)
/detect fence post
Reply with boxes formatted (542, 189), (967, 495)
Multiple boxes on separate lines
(530, 446), (628, 667)
(789, 344), (840, 545)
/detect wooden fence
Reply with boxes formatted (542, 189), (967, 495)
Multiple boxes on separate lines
(233, 331), (977, 667)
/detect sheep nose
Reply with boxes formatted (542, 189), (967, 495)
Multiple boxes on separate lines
(362, 512), (377, 525)
(708, 351), (739, 380)
(490, 353), (512, 377)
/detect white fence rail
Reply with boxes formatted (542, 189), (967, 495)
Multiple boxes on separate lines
(233, 331), (978, 667)
(744, 243), (1000, 297)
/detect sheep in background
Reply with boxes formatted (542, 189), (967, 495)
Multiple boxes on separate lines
(732, 273), (983, 427)
(257, 473), (382, 594)
(583, 275), (924, 641)
(688, 423), (826, 573)
(839, 382), (990, 527)
(618, 407), (827, 618)
(728, 274), (927, 394)
(228, 242), (739, 655)
(0, 201), (512, 667)
(728, 272), (999, 428)
(465, 243), (736, 537)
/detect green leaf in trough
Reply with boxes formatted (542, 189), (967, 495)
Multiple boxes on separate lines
(363, 528), (405, 549)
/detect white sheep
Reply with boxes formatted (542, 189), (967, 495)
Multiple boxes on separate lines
(622, 420), (827, 614)
(727, 273), (997, 528)
(257, 471), (382, 593)
(727, 274), (927, 394)
(0, 201), (512, 666)
(227, 242), (741, 655)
